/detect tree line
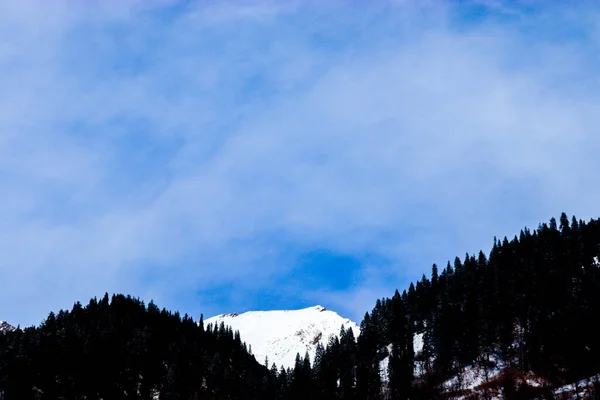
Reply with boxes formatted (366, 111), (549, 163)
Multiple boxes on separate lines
(0, 294), (273, 399)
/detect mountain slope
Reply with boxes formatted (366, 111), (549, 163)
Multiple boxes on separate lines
(206, 305), (359, 369)
(357, 214), (600, 399)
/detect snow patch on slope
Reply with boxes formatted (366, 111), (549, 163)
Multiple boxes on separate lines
(379, 332), (426, 381)
(554, 374), (600, 398)
(205, 305), (359, 369)
(442, 358), (503, 396)
(379, 344), (394, 382)
(413, 332), (424, 355)
(0, 321), (15, 333)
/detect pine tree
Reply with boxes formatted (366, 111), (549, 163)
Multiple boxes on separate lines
(339, 326), (356, 399)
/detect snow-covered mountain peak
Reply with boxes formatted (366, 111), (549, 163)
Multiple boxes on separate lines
(205, 306), (359, 369)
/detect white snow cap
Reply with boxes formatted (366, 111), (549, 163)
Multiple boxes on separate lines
(205, 305), (360, 369)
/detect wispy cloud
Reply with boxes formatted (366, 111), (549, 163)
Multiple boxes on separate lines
(1, 1), (600, 325)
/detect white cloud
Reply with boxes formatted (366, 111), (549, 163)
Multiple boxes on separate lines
(1, 1), (599, 325)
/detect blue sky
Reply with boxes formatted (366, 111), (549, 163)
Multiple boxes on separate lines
(1, 0), (600, 327)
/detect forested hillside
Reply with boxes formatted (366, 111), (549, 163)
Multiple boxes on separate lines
(0, 294), (274, 399)
(358, 213), (600, 399)
(1, 213), (599, 399)
(288, 213), (600, 399)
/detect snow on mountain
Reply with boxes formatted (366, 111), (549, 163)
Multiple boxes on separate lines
(554, 374), (600, 398)
(380, 332), (425, 381)
(205, 305), (359, 369)
(413, 332), (424, 354)
(0, 321), (15, 333)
